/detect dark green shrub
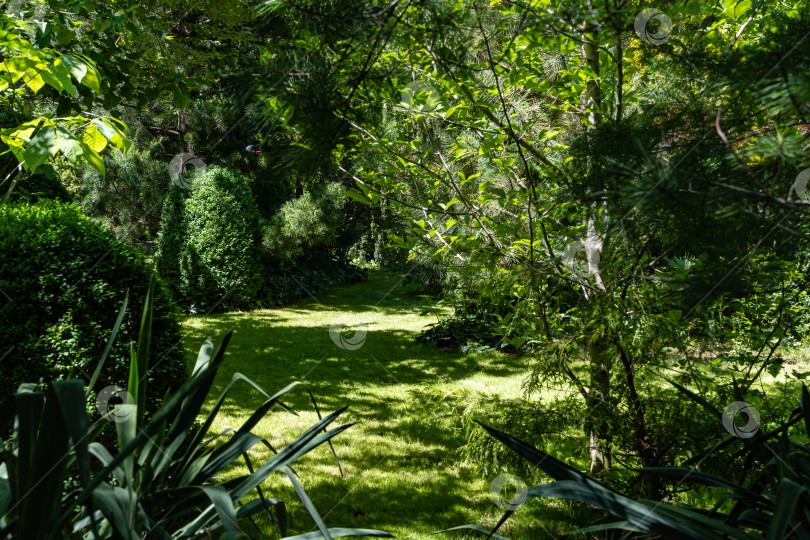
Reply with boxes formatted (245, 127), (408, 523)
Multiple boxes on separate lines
(6, 170), (72, 203)
(404, 259), (449, 297)
(252, 166), (296, 216)
(177, 166), (262, 310)
(0, 200), (185, 407)
(258, 261), (368, 307)
(417, 317), (503, 353)
(154, 183), (187, 298)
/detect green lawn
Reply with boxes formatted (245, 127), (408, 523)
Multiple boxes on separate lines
(180, 274), (576, 538)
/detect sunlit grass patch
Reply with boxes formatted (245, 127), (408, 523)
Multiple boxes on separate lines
(181, 275), (579, 538)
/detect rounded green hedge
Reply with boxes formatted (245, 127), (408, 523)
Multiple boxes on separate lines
(157, 166), (262, 310)
(0, 201), (186, 406)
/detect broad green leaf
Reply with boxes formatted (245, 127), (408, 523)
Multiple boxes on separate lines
(200, 485), (242, 533)
(57, 54), (87, 83)
(766, 479), (807, 540)
(282, 466), (332, 540)
(51, 381), (92, 489)
(91, 485), (140, 540)
(0, 463), (10, 518)
(16, 385), (70, 539)
(23, 124), (57, 171)
(89, 118), (131, 154)
(92, 118), (117, 141)
(21, 66), (47, 93)
(47, 63), (77, 96)
(115, 404), (138, 483)
(5, 118), (44, 141)
(55, 125), (84, 162)
(192, 432), (262, 484)
(133, 274), (155, 424)
(73, 54), (102, 92)
(173, 87), (190, 108)
(87, 442), (125, 483)
(80, 142), (105, 176)
(0, 56), (40, 85)
(83, 124), (108, 153)
(107, 122), (133, 154)
(81, 63), (101, 92)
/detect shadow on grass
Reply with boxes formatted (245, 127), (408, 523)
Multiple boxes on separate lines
(180, 277), (568, 538)
(187, 322), (525, 423)
(276, 277), (439, 316)
(182, 322), (524, 405)
(251, 470), (581, 538)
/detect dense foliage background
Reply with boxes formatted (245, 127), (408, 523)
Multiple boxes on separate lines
(2, 0), (810, 536)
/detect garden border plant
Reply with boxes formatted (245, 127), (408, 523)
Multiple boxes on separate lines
(0, 276), (393, 539)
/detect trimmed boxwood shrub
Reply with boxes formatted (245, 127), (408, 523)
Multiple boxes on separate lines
(0, 200), (186, 408)
(166, 166), (262, 310)
(154, 183), (187, 298)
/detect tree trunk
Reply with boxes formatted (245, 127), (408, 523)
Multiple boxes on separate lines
(587, 335), (612, 474)
(619, 344), (660, 498)
(373, 196), (387, 265)
(580, 19), (611, 475)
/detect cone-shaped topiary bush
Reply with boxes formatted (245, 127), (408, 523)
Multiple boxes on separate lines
(154, 183), (187, 299)
(156, 166), (262, 311)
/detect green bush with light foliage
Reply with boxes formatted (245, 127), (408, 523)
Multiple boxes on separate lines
(262, 182), (354, 265)
(0, 200), (185, 407)
(71, 144), (170, 248)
